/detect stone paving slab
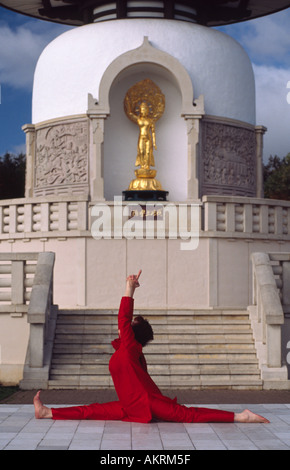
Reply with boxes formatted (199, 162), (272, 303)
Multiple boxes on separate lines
(1, 402), (290, 451)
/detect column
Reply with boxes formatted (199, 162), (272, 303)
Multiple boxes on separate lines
(87, 93), (110, 201)
(22, 124), (36, 198)
(183, 94), (204, 201)
(184, 116), (202, 201)
(255, 125), (267, 198)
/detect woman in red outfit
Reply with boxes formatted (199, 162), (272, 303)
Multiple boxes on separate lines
(34, 271), (269, 424)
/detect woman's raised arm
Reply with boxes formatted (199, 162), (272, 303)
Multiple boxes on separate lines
(124, 270), (142, 298)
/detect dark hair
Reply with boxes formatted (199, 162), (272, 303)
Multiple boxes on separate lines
(132, 315), (154, 347)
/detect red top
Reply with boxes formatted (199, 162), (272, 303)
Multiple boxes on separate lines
(109, 296), (174, 423)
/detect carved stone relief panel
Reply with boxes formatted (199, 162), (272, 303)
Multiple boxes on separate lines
(34, 120), (89, 196)
(201, 120), (256, 197)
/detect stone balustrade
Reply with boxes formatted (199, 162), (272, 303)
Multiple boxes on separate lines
(0, 195), (88, 238)
(268, 253), (290, 314)
(0, 252), (57, 388)
(0, 195), (290, 241)
(0, 253), (38, 313)
(203, 195), (290, 238)
(249, 252), (289, 388)
(23, 252), (57, 381)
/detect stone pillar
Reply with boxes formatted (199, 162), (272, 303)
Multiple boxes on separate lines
(185, 117), (201, 200)
(89, 117), (106, 201)
(22, 124), (36, 198)
(87, 93), (109, 201)
(183, 95), (204, 201)
(255, 125), (267, 198)
(208, 238), (218, 307)
(267, 324), (282, 368)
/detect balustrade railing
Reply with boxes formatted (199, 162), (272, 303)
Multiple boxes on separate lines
(0, 195), (290, 240)
(0, 252), (57, 389)
(249, 252), (288, 386)
(203, 195), (290, 237)
(0, 253), (38, 312)
(0, 195), (88, 237)
(25, 251), (55, 373)
(268, 253), (290, 314)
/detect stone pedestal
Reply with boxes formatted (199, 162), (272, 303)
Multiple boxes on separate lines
(122, 190), (168, 201)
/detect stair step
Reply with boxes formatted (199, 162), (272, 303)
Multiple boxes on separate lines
(50, 363), (260, 376)
(56, 313), (251, 323)
(54, 326), (255, 336)
(55, 329), (253, 344)
(57, 308), (249, 314)
(48, 375), (263, 390)
(51, 352), (258, 365)
(52, 343), (257, 355)
(56, 314), (250, 321)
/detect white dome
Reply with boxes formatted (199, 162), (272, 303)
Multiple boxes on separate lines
(32, 19), (256, 125)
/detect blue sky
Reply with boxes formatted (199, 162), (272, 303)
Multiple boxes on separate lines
(0, 7), (289, 161)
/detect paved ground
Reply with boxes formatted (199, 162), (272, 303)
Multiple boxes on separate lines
(1, 389), (290, 451)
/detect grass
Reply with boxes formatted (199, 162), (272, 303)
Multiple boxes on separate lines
(0, 386), (19, 402)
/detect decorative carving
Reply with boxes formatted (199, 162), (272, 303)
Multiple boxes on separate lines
(202, 121), (256, 196)
(35, 121), (88, 190)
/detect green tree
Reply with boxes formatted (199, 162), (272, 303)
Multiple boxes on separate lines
(0, 152), (26, 200)
(263, 154), (290, 201)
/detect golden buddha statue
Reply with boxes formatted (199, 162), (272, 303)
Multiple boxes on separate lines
(124, 79), (166, 192)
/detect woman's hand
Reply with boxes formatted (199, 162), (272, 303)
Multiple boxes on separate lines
(125, 270), (142, 297)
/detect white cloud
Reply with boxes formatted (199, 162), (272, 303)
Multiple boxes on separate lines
(253, 64), (290, 159)
(219, 10), (290, 68)
(0, 21), (71, 90)
(218, 10), (290, 160)
(241, 12), (290, 67)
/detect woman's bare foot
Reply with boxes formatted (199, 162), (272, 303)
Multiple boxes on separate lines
(33, 390), (52, 419)
(234, 409), (270, 423)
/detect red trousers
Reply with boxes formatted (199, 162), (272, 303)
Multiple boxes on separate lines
(51, 397), (234, 423)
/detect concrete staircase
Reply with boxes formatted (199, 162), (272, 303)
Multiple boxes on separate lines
(48, 308), (262, 390)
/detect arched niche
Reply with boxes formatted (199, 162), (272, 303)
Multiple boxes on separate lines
(87, 37), (204, 202)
